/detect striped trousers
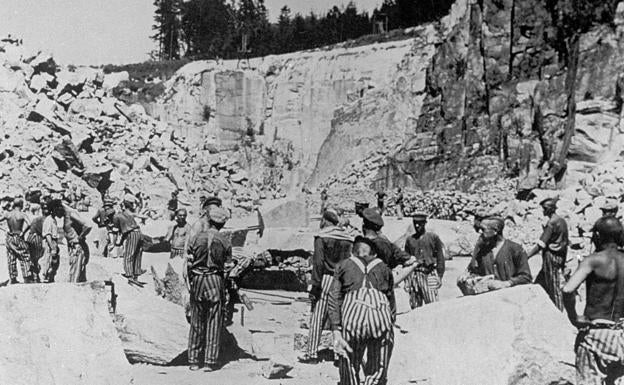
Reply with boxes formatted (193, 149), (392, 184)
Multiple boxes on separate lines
(536, 251), (566, 311)
(6, 233), (33, 281)
(68, 241), (89, 283)
(575, 325), (624, 385)
(307, 274), (333, 357)
(122, 230), (143, 277)
(40, 240), (59, 282)
(26, 233), (44, 276)
(339, 330), (393, 385)
(170, 248), (185, 259)
(188, 273), (225, 365)
(405, 270), (439, 309)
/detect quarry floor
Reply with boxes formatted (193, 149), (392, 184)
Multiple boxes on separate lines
(0, 225), (570, 385)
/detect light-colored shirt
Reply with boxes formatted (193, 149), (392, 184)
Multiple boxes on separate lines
(42, 216), (58, 240)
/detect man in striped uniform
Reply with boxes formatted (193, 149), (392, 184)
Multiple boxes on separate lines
(360, 208), (417, 269)
(186, 206), (231, 372)
(563, 217), (624, 385)
(404, 213), (445, 309)
(300, 208), (354, 364)
(26, 203), (47, 283)
(111, 195), (144, 282)
(167, 208), (189, 259)
(51, 200), (92, 283)
(41, 202), (59, 283)
(329, 236), (395, 385)
(528, 198), (569, 310)
(2, 199), (34, 284)
(92, 197), (115, 258)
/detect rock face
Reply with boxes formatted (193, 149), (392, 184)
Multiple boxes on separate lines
(0, 282), (132, 385)
(390, 285), (576, 385)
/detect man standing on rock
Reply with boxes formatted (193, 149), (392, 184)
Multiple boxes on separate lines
(186, 206), (231, 372)
(396, 188), (405, 218)
(92, 197), (115, 258)
(111, 195), (144, 283)
(300, 208), (354, 364)
(376, 190), (386, 214)
(167, 208), (189, 259)
(41, 202), (59, 283)
(51, 200), (92, 283)
(528, 198), (569, 310)
(168, 190), (179, 220)
(403, 213), (445, 309)
(361, 208), (416, 270)
(1, 199), (34, 284)
(465, 217), (531, 291)
(329, 236), (395, 385)
(562, 217), (624, 384)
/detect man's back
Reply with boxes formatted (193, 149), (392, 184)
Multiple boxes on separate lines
(584, 249), (624, 321)
(6, 210), (26, 234)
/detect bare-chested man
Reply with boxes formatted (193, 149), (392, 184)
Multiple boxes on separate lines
(1, 199), (34, 284)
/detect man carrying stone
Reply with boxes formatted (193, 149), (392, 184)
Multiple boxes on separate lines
(528, 198), (569, 310)
(1, 199), (34, 284)
(300, 208), (354, 364)
(361, 208), (416, 269)
(562, 217), (624, 385)
(329, 236), (395, 385)
(167, 208), (190, 259)
(186, 206), (231, 372)
(51, 200), (92, 283)
(465, 217), (531, 291)
(111, 195), (144, 283)
(403, 213), (445, 309)
(40, 202), (60, 283)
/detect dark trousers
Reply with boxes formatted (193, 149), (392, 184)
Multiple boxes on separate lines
(339, 330), (393, 385)
(27, 233), (43, 277)
(122, 230), (143, 277)
(536, 250), (566, 311)
(188, 273), (225, 365)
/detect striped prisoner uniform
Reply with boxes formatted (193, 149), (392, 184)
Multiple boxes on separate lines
(27, 216), (45, 278)
(535, 214), (569, 311)
(307, 228), (353, 358)
(6, 233), (33, 282)
(574, 250), (624, 384)
(329, 256), (395, 385)
(186, 228), (231, 366)
(404, 232), (445, 309)
(62, 206), (91, 283)
(112, 211), (143, 278)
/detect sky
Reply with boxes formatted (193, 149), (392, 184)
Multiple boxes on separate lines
(0, 0), (383, 66)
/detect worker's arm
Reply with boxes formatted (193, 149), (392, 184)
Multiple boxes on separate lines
(509, 246), (532, 286)
(92, 211), (102, 227)
(391, 242), (416, 268)
(528, 223), (553, 258)
(328, 263), (352, 357)
(309, 237), (325, 302)
(165, 224), (176, 243)
(562, 256), (594, 326)
(434, 234), (446, 279)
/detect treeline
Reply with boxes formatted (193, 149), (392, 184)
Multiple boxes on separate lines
(152, 0), (455, 61)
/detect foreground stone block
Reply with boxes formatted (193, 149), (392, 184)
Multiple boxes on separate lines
(260, 199), (310, 228)
(390, 285), (576, 385)
(0, 282), (132, 385)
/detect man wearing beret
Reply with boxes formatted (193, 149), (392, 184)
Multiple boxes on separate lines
(467, 217), (532, 290)
(300, 208), (354, 364)
(528, 198), (569, 310)
(185, 206), (232, 372)
(360, 207), (416, 269)
(110, 195), (144, 283)
(329, 235), (395, 385)
(404, 213), (445, 309)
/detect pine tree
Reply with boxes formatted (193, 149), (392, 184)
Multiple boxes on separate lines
(152, 0), (182, 60)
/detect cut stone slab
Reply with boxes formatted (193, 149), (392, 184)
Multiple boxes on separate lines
(390, 285), (576, 385)
(259, 199), (310, 228)
(0, 282), (132, 385)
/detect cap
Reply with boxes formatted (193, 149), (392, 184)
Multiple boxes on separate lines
(481, 216), (505, 233)
(353, 235), (378, 255)
(540, 197), (558, 210)
(601, 199), (619, 211)
(411, 212), (428, 222)
(322, 208), (340, 225)
(208, 206), (229, 225)
(362, 207), (384, 228)
(202, 196), (222, 209)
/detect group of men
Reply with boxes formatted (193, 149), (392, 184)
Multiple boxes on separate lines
(302, 195), (624, 385)
(2, 196), (92, 285)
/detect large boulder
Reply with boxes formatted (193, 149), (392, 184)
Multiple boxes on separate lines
(259, 199), (310, 228)
(0, 282), (133, 385)
(390, 285), (576, 385)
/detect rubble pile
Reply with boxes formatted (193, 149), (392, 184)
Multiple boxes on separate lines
(0, 39), (282, 217)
